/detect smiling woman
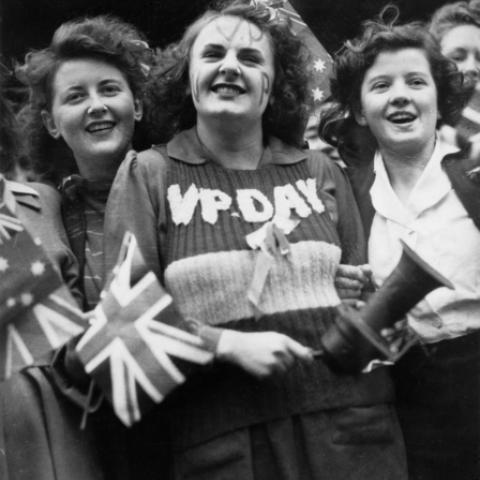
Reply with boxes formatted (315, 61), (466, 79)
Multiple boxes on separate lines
(321, 9), (480, 480)
(17, 15), (151, 310)
(102, 2), (407, 479)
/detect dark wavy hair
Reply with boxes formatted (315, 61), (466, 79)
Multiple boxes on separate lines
(144, 0), (312, 147)
(16, 15), (151, 183)
(430, 0), (480, 41)
(320, 6), (465, 147)
(0, 68), (22, 177)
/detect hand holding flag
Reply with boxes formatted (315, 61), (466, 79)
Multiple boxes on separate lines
(76, 232), (214, 426)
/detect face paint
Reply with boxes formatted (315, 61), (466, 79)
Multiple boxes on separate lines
(189, 15), (275, 126)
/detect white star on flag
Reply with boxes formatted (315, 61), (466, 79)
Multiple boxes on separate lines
(312, 87), (325, 102)
(20, 293), (34, 306)
(0, 257), (8, 272)
(31, 261), (46, 276)
(314, 58), (326, 72)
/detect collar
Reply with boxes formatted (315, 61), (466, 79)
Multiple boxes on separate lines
(371, 136), (459, 221)
(165, 127), (307, 166)
(4, 179), (41, 212)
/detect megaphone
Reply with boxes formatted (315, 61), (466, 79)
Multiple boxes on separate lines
(318, 240), (454, 373)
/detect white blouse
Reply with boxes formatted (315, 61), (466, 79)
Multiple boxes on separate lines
(368, 139), (480, 343)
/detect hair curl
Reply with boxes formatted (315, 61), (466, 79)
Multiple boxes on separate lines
(429, 0), (480, 41)
(144, 0), (313, 147)
(16, 15), (151, 183)
(320, 6), (465, 148)
(0, 67), (22, 177)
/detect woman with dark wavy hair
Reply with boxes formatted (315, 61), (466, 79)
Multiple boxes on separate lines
(103, 1), (407, 479)
(321, 9), (480, 480)
(17, 15), (151, 310)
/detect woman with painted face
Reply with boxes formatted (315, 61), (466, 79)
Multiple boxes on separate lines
(104, 2), (407, 479)
(321, 11), (480, 480)
(17, 15), (149, 311)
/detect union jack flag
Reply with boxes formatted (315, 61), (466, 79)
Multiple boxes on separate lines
(76, 233), (214, 426)
(0, 179), (86, 378)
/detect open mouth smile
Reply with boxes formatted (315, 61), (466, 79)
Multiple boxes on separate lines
(211, 83), (246, 95)
(386, 111), (417, 124)
(86, 121), (115, 134)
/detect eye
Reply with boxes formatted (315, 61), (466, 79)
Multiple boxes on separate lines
(409, 77), (427, 87)
(202, 49), (223, 60)
(64, 91), (84, 104)
(102, 83), (122, 95)
(448, 50), (467, 63)
(371, 81), (389, 91)
(239, 52), (262, 66)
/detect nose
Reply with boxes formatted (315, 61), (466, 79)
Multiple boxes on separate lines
(87, 94), (108, 116)
(389, 81), (410, 107)
(462, 53), (480, 81)
(218, 51), (241, 78)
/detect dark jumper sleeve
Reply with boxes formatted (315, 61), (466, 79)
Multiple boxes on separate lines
(307, 152), (367, 265)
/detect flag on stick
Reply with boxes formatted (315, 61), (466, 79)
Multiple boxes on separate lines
(76, 232), (214, 426)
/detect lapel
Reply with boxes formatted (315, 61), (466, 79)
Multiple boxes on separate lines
(442, 149), (480, 231)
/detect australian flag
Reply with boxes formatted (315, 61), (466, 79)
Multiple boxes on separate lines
(76, 233), (214, 426)
(0, 179), (86, 379)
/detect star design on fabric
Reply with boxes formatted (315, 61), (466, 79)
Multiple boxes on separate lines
(0, 257), (9, 272)
(312, 87), (325, 102)
(31, 260), (46, 276)
(313, 58), (326, 72)
(6, 298), (15, 308)
(20, 292), (34, 306)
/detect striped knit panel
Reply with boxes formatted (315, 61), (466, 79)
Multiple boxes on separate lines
(161, 159), (394, 448)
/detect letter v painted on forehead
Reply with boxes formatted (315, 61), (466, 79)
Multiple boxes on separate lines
(167, 184), (200, 225)
(215, 17), (265, 44)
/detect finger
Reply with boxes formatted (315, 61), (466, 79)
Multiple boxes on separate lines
(335, 277), (363, 289)
(284, 337), (314, 361)
(337, 288), (362, 300)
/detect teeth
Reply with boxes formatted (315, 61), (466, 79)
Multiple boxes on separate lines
(213, 85), (243, 94)
(87, 122), (114, 133)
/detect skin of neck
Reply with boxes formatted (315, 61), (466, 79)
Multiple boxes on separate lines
(74, 150), (128, 183)
(196, 116), (265, 170)
(379, 135), (436, 198)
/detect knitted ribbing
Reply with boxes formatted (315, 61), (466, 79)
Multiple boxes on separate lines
(159, 159), (394, 448)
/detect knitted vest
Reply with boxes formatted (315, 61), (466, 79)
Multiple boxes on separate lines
(157, 157), (394, 449)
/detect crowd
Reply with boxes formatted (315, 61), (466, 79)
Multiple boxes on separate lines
(0, 0), (479, 479)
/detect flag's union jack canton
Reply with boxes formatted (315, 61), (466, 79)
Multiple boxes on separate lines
(0, 179), (86, 379)
(261, 0), (333, 104)
(76, 233), (214, 426)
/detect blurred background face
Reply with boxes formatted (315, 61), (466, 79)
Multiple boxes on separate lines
(440, 24), (480, 80)
(43, 58), (141, 172)
(188, 15), (275, 127)
(356, 48), (439, 156)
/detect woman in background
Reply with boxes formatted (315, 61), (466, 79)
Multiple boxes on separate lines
(321, 11), (480, 480)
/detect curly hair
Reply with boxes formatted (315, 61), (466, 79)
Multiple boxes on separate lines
(0, 69), (22, 177)
(144, 0), (313, 147)
(16, 15), (151, 183)
(320, 6), (465, 147)
(429, 0), (480, 41)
